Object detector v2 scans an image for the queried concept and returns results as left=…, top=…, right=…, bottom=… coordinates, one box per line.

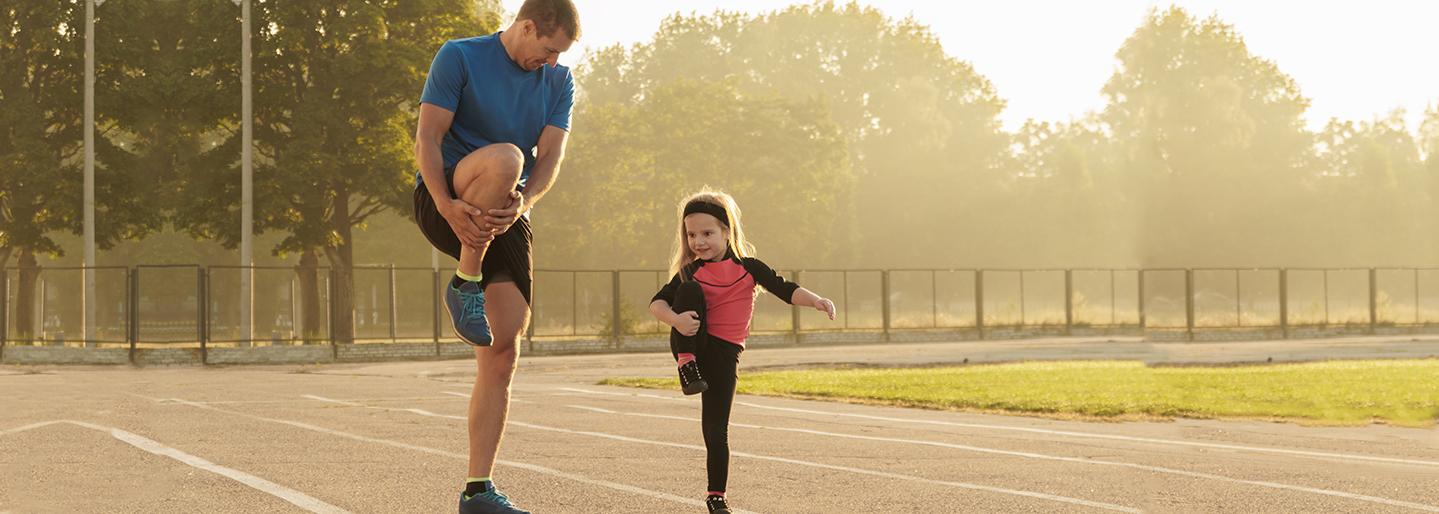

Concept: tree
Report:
left=228, top=1, right=492, bottom=343
left=1102, top=7, right=1313, bottom=266
left=1010, top=118, right=1134, bottom=266
left=1318, top=113, right=1427, bottom=263
left=93, top=1, right=237, bottom=252
left=570, top=1, right=1008, bottom=268
left=1, top=2, right=84, bottom=340
left=544, top=79, right=853, bottom=269
left=1424, top=105, right=1439, bottom=202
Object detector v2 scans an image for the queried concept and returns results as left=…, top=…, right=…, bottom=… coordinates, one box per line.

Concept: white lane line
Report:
left=0, top=420, right=65, bottom=436
left=4, top=419, right=350, bottom=514
left=438, top=390, right=530, bottom=403
left=159, top=396, right=464, bottom=405
left=303, top=395, right=364, bottom=407
left=559, top=387, right=1439, bottom=469
left=104, top=424, right=352, bottom=514
left=309, top=396, right=1138, bottom=512
left=162, top=398, right=718, bottom=513
left=564, top=405, right=1439, bottom=513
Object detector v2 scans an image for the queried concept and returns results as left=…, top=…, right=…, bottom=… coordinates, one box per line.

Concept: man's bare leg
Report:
left=466, top=281, right=528, bottom=478
left=452, top=143, right=524, bottom=274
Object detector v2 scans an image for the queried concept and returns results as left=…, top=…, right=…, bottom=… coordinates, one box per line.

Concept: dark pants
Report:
left=669, top=280, right=742, bottom=493
left=412, top=180, right=533, bottom=305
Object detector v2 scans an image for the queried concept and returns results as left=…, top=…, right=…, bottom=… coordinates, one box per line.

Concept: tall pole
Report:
left=83, top=0, right=99, bottom=347
left=240, top=0, right=254, bottom=344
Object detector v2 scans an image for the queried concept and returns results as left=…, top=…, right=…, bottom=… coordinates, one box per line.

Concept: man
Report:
left=412, top=1, right=579, bottom=512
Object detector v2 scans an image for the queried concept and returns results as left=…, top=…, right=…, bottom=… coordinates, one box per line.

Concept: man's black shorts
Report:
left=413, top=172, right=532, bottom=305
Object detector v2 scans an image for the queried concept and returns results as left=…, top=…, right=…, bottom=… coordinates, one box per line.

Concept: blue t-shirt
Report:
left=417, top=32, right=575, bottom=189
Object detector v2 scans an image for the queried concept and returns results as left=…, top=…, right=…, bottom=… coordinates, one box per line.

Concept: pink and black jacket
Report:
left=651, top=250, right=800, bottom=348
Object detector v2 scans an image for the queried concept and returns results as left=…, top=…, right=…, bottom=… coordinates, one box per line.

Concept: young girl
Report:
left=648, top=190, right=837, bottom=514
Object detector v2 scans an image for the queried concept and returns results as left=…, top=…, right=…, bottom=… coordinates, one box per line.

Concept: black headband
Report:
left=683, top=200, right=729, bottom=226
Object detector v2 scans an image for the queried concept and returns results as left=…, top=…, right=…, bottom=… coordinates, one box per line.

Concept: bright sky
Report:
left=503, top=0, right=1439, bottom=133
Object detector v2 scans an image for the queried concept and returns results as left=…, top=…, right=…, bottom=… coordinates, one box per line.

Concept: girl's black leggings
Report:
left=670, top=280, right=743, bottom=493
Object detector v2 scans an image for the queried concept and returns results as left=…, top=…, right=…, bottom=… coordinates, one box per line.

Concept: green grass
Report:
left=601, top=360, right=1439, bottom=427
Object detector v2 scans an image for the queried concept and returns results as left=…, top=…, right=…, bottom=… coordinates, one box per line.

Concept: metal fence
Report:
left=4, top=266, right=1439, bottom=351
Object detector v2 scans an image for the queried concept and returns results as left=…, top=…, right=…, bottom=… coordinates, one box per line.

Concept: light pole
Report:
left=83, top=0, right=105, bottom=347
left=232, top=0, right=253, bottom=346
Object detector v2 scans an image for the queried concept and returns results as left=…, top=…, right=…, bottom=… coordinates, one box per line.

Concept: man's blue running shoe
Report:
left=445, top=280, right=493, bottom=346
left=459, top=489, right=529, bottom=514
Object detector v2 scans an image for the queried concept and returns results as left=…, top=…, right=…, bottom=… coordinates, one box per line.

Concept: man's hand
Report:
left=484, top=191, right=526, bottom=235
left=441, top=198, right=494, bottom=249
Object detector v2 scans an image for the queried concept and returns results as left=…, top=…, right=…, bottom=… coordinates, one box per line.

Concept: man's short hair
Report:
left=517, top=0, right=581, bottom=41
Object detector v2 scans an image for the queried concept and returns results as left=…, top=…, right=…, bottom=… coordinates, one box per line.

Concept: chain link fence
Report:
left=6, top=266, right=1439, bottom=353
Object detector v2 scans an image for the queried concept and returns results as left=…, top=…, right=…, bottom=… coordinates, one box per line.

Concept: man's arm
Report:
left=416, top=102, right=489, bottom=248
left=415, top=103, right=455, bottom=205
left=520, top=125, right=569, bottom=214
left=484, top=125, right=568, bottom=226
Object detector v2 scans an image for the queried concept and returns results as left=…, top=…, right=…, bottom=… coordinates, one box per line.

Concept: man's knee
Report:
left=453, top=143, right=523, bottom=197
left=475, top=344, right=519, bottom=379
left=469, top=143, right=523, bottom=179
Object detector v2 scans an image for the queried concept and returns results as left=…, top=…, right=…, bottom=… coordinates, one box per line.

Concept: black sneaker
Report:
left=679, top=360, right=708, bottom=395
left=705, top=495, right=731, bottom=514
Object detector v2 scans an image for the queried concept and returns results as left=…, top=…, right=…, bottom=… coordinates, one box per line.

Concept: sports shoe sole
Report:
left=682, top=379, right=709, bottom=395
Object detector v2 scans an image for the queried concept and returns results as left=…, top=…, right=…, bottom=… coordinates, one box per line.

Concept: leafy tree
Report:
left=545, top=79, right=853, bottom=269
left=566, top=1, right=1007, bottom=268
left=1103, top=6, right=1313, bottom=266
left=1, top=2, right=84, bottom=339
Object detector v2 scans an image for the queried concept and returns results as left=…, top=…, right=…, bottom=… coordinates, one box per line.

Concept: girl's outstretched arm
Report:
left=790, top=288, right=837, bottom=320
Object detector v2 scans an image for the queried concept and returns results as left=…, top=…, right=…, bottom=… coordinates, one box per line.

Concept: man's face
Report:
left=518, top=20, right=574, bottom=71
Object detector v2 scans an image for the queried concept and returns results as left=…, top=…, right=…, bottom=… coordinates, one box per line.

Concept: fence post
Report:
left=1109, top=270, right=1117, bottom=327
left=931, top=270, right=938, bottom=329
left=1064, top=269, right=1074, bottom=335
left=526, top=309, right=535, bottom=353
left=1234, top=270, right=1242, bottom=328
left=1279, top=269, right=1288, bottom=339
left=1415, top=269, right=1422, bottom=327
left=1369, top=268, right=1378, bottom=335
left=129, top=267, right=138, bottom=364
left=198, top=267, right=207, bottom=364
left=1, top=269, right=8, bottom=360
left=208, top=269, right=216, bottom=346
left=37, top=276, right=46, bottom=344
left=975, top=270, right=985, bottom=339
left=525, top=269, right=537, bottom=353
left=791, top=270, right=802, bottom=345
left=328, top=268, right=338, bottom=359
left=1018, top=271, right=1026, bottom=327
left=1323, top=270, right=1330, bottom=327
left=433, top=269, right=441, bottom=355
left=611, top=271, right=622, bottom=348
left=1137, top=270, right=1146, bottom=332
left=881, top=270, right=891, bottom=342
left=1185, top=269, right=1195, bottom=342
left=388, top=265, right=397, bottom=343
left=291, top=276, right=299, bottom=344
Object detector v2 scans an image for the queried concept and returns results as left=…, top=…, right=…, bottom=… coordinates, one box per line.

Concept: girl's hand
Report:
left=674, top=311, right=701, bottom=336
left=814, top=298, right=836, bottom=320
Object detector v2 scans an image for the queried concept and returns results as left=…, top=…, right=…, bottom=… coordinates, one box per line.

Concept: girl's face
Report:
left=684, top=213, right=728, bottom=261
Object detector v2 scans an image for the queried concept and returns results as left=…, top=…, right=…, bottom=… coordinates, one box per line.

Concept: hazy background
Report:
left=4, top=1, right=1439, bottom=341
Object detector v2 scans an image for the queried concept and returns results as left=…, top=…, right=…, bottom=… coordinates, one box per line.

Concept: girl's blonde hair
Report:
left=668, top=188, right=755, bottom=279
